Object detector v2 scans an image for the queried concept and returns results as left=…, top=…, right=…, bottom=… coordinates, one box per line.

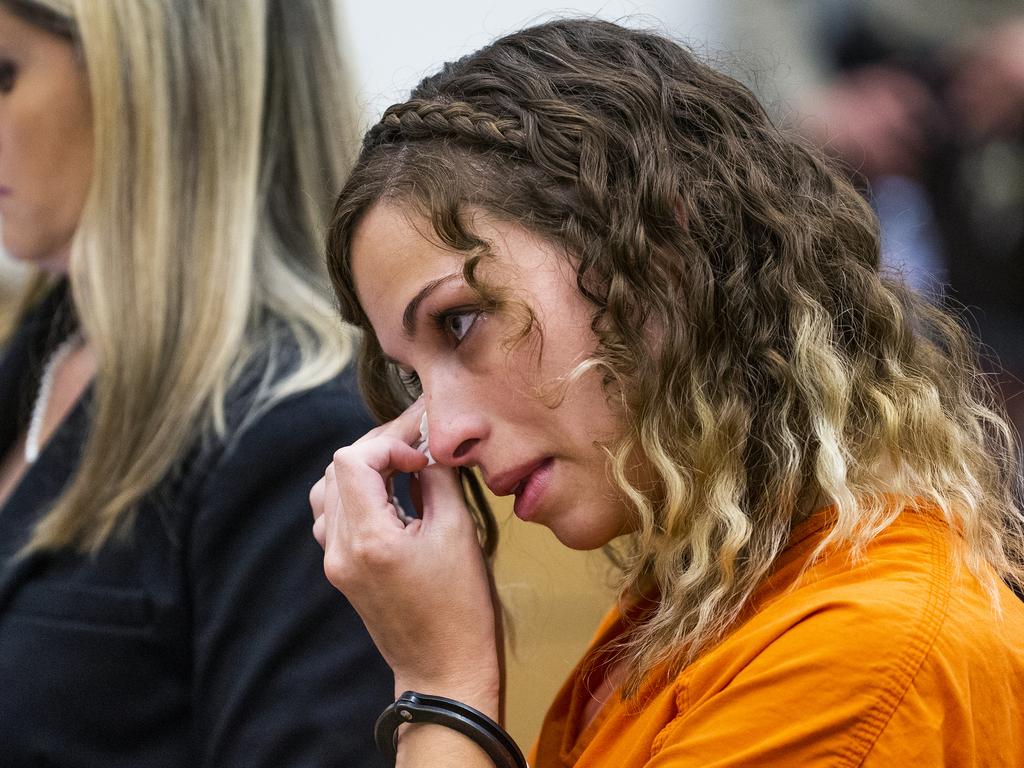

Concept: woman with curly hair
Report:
left=312, top=18, right=1024, bottom=767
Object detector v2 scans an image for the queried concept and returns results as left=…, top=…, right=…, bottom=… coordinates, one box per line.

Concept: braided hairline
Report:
left=363, top=98, right=528, bottom=152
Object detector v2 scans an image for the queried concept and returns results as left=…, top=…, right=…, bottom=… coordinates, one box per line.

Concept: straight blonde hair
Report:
left=7, top=0, right=359, bottom=552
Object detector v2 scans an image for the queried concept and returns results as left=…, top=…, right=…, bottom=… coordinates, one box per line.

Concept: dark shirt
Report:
left=0, top=287, right=391, bottom=767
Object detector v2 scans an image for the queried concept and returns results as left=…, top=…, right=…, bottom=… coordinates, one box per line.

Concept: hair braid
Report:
left=329, top=18, right=1024, bottom=698
left=364, top=98, right=527, bottom=152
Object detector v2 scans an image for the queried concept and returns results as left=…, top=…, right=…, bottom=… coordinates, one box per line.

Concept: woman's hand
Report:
left=310, top=399, right=501, bottom=718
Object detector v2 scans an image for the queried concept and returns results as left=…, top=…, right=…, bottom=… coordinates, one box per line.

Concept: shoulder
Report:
left=147, top=314, right=377, bottom=539
left=218, top=323, right=370, bottom=458
left=194, top=316, right=372, bottom=486
left=656, top=511, right=1024, bottom=765
left=198, top=363, right=374, bottom=504
left=695, top=511, right=956, bottom=667
left=223, top=365, right=371, bottom=462
left=766, top=509, right=956, bottom=640
left=734, top=510, right=1023, bottom=694
left=180, top=363, right=369, bottom=589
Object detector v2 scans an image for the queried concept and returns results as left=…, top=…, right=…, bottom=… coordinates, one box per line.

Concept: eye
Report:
left=397, top=367, right=421, bottom=398
left=0, top=60, right=18, bottom=94
left=440, top=310, right=479, bottom=345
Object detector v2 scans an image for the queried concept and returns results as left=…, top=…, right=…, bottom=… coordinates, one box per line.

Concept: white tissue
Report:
left=415, top=411, right=436, bottom=466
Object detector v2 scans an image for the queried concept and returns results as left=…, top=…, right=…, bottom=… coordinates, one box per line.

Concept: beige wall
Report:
left=491, top=494, right=617, bottom=748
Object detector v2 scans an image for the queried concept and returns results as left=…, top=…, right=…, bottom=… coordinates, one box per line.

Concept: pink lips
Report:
left=485, top=457, right=556, bottom=521
left=511, top=458, right=554, bottom=521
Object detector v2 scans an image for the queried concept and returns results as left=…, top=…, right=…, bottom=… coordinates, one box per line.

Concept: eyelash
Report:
left=398, top=368, right=422, bottom=398
left=0, top=60, right=18, bottom=94
left=429, top=307, right=480, bottom=346
left=395, top=308, right=481, bottom=397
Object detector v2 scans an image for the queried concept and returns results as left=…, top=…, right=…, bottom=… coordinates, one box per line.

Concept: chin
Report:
left=3, top=241, right=71, bottom=274
left=544, top=516, right=625, bottom=552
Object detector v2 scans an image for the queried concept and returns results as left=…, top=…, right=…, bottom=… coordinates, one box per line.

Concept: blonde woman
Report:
left=312, top=19, right=1024, bottom=767
left=0, top=1, right=392, bottom=765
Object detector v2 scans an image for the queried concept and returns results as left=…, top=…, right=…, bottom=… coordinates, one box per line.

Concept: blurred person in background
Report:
left=0, top=1, right=392, bottom=765
left=313, top=19, right=1024, bottom=767
left=796, top=4, right=1024, bottom=444
left=944, top=17, right=1024, bottom=440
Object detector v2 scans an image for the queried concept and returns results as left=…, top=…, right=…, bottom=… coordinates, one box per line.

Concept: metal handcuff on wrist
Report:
left=375, top=691, right=528, bottom=768
left=377, top=418, right=526, bottom=766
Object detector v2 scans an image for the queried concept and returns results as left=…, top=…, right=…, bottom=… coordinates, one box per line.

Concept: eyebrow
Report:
left=402, top=273, right=462, bottom=338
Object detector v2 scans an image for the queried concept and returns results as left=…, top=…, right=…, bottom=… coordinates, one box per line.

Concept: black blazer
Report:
left=0, top=289, right=391, bottom=767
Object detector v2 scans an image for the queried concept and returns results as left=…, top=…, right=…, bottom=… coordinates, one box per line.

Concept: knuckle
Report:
left=323, top=532, right=397, bottom=589
left=348, top=533, right=396, bottom=571
left=332, top=446, right=361, bottom=471
left=322, top=549, right=352, bottom=588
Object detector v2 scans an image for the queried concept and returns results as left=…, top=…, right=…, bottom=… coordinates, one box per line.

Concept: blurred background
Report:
left=3, top=0, right=1022, bottom=748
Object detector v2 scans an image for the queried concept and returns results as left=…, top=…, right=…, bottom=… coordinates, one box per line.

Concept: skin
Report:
left=0, top=8, right=95, bottom=507
left=310, top=203, right=633, bottom=764
left=0, top=7, right=92, bottom=271
left=353, top=204, right=629, bottom=549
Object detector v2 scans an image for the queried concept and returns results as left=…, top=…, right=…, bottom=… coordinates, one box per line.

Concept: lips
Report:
left=485, top=457, right=555, bottom=522
left=512, top=459, right=554, bottom=521
left=486, top=458, right=549, bottom=498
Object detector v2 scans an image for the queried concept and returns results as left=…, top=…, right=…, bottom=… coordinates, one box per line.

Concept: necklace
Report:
left=25, top=332, right=82, bottom=465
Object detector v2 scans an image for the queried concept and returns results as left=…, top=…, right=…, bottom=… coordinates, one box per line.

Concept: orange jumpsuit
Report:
left=532, top=504, right=1024, bottom=767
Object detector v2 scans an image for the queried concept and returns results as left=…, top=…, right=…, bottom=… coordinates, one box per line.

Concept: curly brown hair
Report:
left=327, top=18, right=1024, bottom=695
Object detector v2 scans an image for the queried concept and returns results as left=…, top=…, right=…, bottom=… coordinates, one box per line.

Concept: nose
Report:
left=424, top=387, right=489, bottom=468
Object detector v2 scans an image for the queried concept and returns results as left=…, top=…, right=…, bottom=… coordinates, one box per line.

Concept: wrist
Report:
left=393, top=668, right=501, bottom=722
left=396, top=723, right=495, bottom=767
left=378, top=691, right=526, bottom=768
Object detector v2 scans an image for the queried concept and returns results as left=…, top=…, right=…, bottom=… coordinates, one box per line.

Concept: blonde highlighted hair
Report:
left=7, top=0, right=359, bottom=553
left=326, top=19, right=1024, bottom=695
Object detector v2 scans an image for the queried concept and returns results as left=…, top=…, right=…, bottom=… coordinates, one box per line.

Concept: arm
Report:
left=396, top=724, right=502, bottom=768
left=311, top=399, right=510, bottom=768
left=188, top=380, right=393, bottom=768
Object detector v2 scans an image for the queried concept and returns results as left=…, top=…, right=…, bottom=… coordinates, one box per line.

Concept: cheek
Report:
left=46, top=120, right=93, bottom=221
left=29, top=70, right=93, bottom=207
left=15, top=140, right=89, bottom=258
left=0, top=131, right=82, bottom=267
left=0, top=213, right=74, bottom=270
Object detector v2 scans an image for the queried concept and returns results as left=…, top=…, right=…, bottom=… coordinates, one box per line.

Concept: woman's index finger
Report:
left=355, top=397, right=426, bottom=448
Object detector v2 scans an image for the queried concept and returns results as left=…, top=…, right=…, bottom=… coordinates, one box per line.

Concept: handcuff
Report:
left=374, top=691, right=528, bottom=768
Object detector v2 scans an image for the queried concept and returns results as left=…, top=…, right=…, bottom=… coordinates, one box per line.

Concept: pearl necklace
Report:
left=25, top=333, right=82, bottom=465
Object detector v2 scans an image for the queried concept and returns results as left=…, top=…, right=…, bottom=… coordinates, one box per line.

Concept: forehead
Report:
left=0, top=6, right=63, bottom=53
left=0, top=6, right=29, bottom=43
left=350, top=203, right=465, bottom=335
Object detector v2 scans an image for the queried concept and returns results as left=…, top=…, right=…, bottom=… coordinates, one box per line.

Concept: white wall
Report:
left=337, top=0, right=726, bottom=124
